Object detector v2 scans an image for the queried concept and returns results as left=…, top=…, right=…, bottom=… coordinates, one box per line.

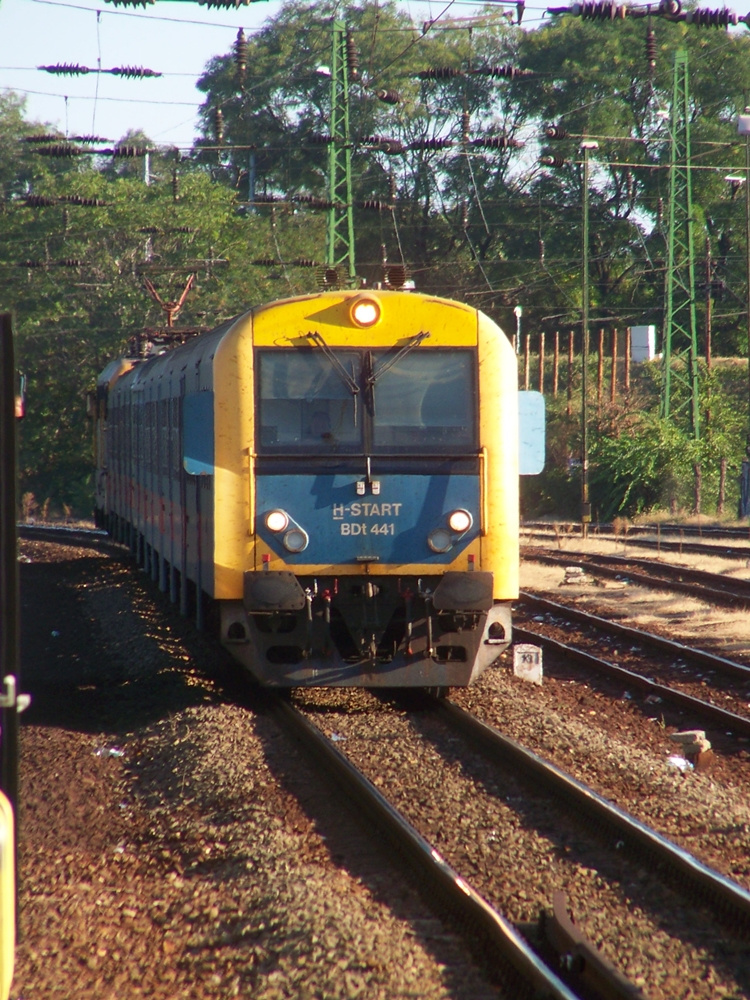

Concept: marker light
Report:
left=265, top=509, right=289, bottom=533
left=283, top=528, right=309, bottom=553
left=350, top=296, right=381, bottom=328
left=428, top=528, right=453, bottom=553
left=447, top=509, right=472, bottom=533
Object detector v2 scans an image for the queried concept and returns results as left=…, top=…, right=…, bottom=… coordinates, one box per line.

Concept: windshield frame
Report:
left=255, top=345, right=478, bottom=457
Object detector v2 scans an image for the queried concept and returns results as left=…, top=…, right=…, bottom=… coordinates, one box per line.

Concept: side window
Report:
left=182, top=392, right=214, bottom=475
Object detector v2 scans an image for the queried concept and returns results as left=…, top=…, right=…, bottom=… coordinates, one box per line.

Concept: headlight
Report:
left=265, top=509, right=289, bottom=533
left=428, top=528, right=453, bottom=553
left=447, top=509, right=472, bottom=533
left=283, top=528, right=309, bottom=553
left=349, top=295, right=381, bottom=328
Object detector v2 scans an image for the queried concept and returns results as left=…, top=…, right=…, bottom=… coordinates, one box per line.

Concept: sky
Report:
left=0, top=0, right=547, bottom=149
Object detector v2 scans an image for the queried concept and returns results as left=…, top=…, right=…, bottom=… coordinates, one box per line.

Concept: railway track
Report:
left=524, top=530, right=750, bottom=562
left=524, top=521, right=750, bottom=544
left=521, top=545, right=750, bottom=608
left=516, top=593, right=750, bottom=744
left=283, top=688, right=750, bottom=1000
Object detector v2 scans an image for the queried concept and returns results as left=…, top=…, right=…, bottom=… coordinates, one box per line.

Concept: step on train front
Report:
left=92, top=289, right=543, bottom=689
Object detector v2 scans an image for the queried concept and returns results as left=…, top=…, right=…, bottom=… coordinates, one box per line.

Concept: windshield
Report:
left=371, top=350, right=475, bottom=453
left=256, top=347, right=476, bottom=455
left=257, top=349, right=360, bottom=452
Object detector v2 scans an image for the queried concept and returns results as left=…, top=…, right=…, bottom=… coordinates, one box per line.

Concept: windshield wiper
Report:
left=306, top=331, right=360, bottom=397
left=367, top=330, right=430, bottom=387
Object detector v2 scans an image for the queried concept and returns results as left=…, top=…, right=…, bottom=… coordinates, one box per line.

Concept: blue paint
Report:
left=256, top=474, right=480, bottom=564
left=183, top=392, right=214, bottom=476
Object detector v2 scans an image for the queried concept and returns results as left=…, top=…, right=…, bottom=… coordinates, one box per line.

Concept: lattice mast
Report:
left=662, top=48, right=700, bottom=439
left=327, top=20, right=357, bottom=284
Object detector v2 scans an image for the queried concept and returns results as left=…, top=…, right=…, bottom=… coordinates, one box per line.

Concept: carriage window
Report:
left=257, top=349, right=361, bottom=452
left=371, top=350, right=476, bottom=452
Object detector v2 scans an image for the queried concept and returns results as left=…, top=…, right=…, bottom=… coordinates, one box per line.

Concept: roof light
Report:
left=350, top=296, right=381, bottom=328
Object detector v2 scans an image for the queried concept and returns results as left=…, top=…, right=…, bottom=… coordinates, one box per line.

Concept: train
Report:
left=91, top=288, right=543, bottom=689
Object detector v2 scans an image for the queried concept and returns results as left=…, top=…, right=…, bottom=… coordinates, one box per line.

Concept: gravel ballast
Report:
left=13, top=535, right=750, bottom=999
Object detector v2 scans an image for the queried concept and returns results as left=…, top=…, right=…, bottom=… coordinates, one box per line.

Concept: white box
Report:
left=629, top=325, right=657, bottom=362
left=513, top=644, right=543, bottom=685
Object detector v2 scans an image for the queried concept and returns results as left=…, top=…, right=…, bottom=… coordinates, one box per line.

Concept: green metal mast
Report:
left=662, top=48, right=700, bottom=439
left=327, top=20, right=357, bottom=285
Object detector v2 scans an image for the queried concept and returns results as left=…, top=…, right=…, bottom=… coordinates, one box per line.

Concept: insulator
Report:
left=384, top=264, right=408, bottom=288
left=656, top=197, right=664, bottom=226
left=540, top=154, right=566, bottom=167
left=375, top=89, right=401, bottom=105
left=252, top=257, right=278, bottom=266
left=358, top=199, right=393, bottom=211
left=21, top=134, right=64, bottom=144
left=685, top=7, right=738, bottom=27
left=550, top=2, right=628, bottom=17
left=56, top=258, right=83, bottom=267
left=171, top=226, right=196, bottom=233
left=461, top=111, right=471, bottom=143
left=38, top=63, right=90, bottom=75
left=172, top=169, right=179, bottom=202
left=18, top=260, right=45, bottom=268
left=389, top=174, right=397, bottom=203
left=235, top=28, right=248, bottom=84
left=471, top=64, right=533, bottom=79
left=470, top=135, right=523, bottom=150
left=460, top=202, right=469, bottom=229
left=407, top=138, right=453, bottom=151
left=214, top=108, right=225, bottom=144
left=108, top=66, right=162, bottom=79
left=101, top=0, right=155, bottom=6
left=197, top=0, right=257, bottom=7
left=58, top=195, right=108, bottom=206
left=290, top=258, right=317, bottom=268
left=346, top=32, right=359, bottom=82
left=363, top=136, right=405, bottom=154
left=71, top=135, right=111, bottom=144
left=517, top=1, right=526, bottom=23
left=23, top=195, right=58, bottom=207
left=35, top=144, right=83, bottom=157
left=645, top=28, right=657, bottom=76
left=539, top=239, right=545, bottom=262
left=138, top=226, right=161, bottom=234
left=308, top=133, right=332, bottom=144
left=417, top=67, right=463, bottom=80
left=255, top=194, right=279, bottom=203
left=293, top=195, right=333, bottom=208
left=545, top=125, right=568, bottom=140
left=112, top=146, right=148, bottom=157
left=318, top=266, right=341, bottom=287
left=62, top=207, right=69, bottom=230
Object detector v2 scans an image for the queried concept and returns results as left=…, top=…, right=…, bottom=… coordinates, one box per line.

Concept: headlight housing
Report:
left=427, top=509, right=473, bottom=554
